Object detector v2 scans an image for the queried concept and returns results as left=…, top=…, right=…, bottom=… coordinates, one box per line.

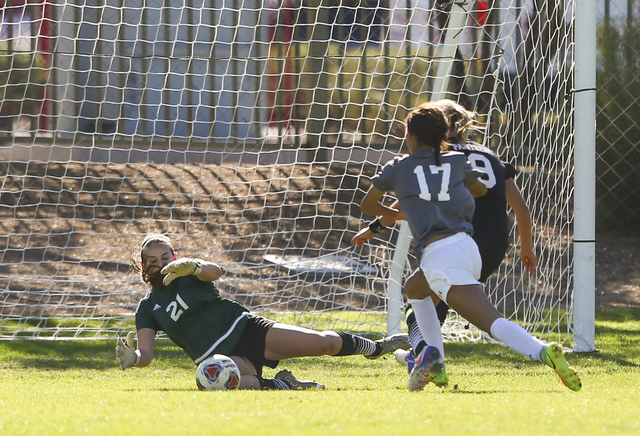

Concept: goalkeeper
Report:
left=115, top=233, right=409, bottom=390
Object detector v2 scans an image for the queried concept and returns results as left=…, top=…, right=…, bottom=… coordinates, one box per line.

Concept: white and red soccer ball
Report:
left=196, top=354, right=241, bottom=391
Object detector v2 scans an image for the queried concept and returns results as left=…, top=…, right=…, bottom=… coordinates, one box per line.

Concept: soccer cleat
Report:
left=275, top=369, right=326, bottom=390
left=394, top=348, right=415, bottom=373
left=408, top=346, right=441, bottom=392
left=427, top=361, right=449, bottom=388
left=540, top=343, right=582, bottom=392
left=366, top=333, right=411, bottom=359
left=396, top=348, right=448, bottom=387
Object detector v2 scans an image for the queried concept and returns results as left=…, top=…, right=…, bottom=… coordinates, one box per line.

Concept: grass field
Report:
left=1, top=309, right=639, bottom=435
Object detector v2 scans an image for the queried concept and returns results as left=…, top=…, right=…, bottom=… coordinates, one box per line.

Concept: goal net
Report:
left=0, top=0, right=579, bottom=345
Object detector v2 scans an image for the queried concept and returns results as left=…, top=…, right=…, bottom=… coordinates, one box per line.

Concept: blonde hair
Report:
left=433, top=99, right=485, bottom=143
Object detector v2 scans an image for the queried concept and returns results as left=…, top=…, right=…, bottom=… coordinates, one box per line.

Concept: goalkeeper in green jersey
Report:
left=115, top=233, right=409, bottom=390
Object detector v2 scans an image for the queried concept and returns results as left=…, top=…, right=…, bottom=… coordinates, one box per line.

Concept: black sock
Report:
left=406, top=305, right=426, bottom=356
left=436, top=300, right=450, bottom=326
left=334, top=331, right=377, bottom=356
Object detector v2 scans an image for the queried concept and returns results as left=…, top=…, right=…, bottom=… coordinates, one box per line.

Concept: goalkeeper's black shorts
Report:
left=229, top=315, right=279, bottom=378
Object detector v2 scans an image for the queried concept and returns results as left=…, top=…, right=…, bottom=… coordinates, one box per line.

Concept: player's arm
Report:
left=135, top=328, right=156, bottom=367
left=352, top=199, right=404, bottom=246
left=115, top=328, right=156, bottom=369
left=505, top=178, right=536, bottom=275
left=467, top=180, right=487, bottom=198
left=464, top=160, right=488, bottom=198
left=161, top=259, right=226, bottom=285
left=360, top=186, right=403, bottom=220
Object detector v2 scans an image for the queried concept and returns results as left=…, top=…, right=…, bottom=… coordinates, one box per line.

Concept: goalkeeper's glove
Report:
left=115, top=331, right=139, bottom=370
left=161, top=258, right=203, bottom=286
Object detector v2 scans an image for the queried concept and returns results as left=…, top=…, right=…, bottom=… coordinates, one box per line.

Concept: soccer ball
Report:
left=196, top=354, right=241, bottom=391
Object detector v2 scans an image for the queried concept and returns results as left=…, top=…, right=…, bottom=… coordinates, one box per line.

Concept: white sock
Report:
left=408, top=297, right=445, bottom=362
left=490, top=317, right=546, bottom=361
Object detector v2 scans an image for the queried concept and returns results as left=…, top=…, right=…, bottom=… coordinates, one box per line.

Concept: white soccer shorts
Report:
left=419, top=232, right=482, bottom=302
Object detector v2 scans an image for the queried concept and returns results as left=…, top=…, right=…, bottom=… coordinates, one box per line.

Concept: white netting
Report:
left=0, top=0, right=578, bottom=343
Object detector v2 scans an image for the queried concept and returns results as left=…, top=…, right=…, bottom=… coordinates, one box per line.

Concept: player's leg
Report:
left=445, top=285, right=582, bottom=391
left=406, top=233, right=485, bottom=391
left=229, top=318, right=323, bottom=390
left=405, top=268, right=444, bottom=359
left=404, top=268, right=449, bottom=391
left=229, top=356, right=261, bottom=389
left=264, top=323, right=342, bottom=359
left=264, top=322, right=408, bottom=361
left=398, top=303, right=449, bottom=387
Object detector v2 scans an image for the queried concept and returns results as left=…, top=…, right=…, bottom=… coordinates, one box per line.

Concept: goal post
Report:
left=572, top=0, right=596, bottom=352
left=0, top=0, right=594, bottom=347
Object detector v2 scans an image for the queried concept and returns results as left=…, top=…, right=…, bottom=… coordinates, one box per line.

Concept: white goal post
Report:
left=0, top=0, right=595, bottom=350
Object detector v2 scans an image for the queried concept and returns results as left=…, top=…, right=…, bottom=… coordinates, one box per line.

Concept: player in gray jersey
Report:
left=114, top=234, right=409, bottom=390
left=354, top=100, right=539, bottom=386
left=377, top=100, right=538, bottom=383
left=356, top=102, right=581, bottom=392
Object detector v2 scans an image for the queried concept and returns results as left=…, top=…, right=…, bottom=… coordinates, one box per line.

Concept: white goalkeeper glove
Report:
left=161, top=258, right=203, bottom=286
left=115, top=332, right=139, bottom=370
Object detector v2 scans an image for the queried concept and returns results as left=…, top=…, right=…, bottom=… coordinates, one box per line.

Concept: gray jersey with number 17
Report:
left=371, top=149, right=483, bottom=257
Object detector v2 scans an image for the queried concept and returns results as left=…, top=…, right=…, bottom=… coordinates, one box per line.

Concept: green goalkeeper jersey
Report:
left=135, top=275, right=252, bottom=364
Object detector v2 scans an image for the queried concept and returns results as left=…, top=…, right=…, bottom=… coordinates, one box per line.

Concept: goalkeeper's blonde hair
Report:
left=434, top=99, right=485, bottom=143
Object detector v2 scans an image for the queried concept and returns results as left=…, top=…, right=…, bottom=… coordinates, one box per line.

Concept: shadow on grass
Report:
left=0, top=339, right=191, bottom=371
left=1, top=308, right=638, bottom=372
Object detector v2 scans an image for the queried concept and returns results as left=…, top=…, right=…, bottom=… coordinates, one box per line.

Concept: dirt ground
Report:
left=594, top=233, right=640, bottom=308
left=0, top=161, right=638, bottom=314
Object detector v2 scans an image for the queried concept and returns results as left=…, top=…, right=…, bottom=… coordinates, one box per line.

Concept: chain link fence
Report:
left=596, top=0, right=640, bottom=234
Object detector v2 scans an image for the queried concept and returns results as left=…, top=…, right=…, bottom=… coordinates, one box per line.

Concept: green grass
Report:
left=2, top=309, right=640, bottom=435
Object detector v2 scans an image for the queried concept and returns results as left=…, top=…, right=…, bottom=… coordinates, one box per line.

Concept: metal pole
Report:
left=573, top=0, right=596, bottom=352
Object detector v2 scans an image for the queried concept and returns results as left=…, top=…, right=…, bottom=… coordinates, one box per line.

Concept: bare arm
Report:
left=351, top=200, right=404, bottom=246
left=134, top=328, right=157, bottom=367
left=505, top=178, right=536, bottom=275
left=360, top=186, right=403, bottom=220
left=195, top=261, right=226, bottom=282
left=468, top=180, right=488, bottom=198
left=352, top=189, right=404, bottom=246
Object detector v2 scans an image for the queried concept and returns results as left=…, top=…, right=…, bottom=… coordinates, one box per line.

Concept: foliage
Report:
left=596, top=17, right=640, bottom=233
left=0, top=45, right=50, bottom=132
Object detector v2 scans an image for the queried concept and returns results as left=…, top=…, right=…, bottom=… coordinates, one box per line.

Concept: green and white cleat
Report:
left=540, top=343, right=582, bottom=391
left=427, top=361, right=449, bottom=388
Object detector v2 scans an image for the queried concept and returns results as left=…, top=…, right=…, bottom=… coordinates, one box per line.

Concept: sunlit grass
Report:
left=1, top=308, right=639, bottom=435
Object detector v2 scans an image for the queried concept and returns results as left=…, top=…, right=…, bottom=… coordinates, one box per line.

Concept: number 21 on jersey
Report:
left=414, top=163, right=451, bottom=201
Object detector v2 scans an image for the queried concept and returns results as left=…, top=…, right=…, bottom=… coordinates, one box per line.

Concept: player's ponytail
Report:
left=435, top=99, right=484, bottom=143
left=405, top=103, right=448, bottom=165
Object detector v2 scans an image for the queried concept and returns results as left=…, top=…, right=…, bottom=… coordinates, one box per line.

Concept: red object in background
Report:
left=266, top=0, right=297, bottom=127
left=1, top=0, right=53, bottom=131
left=477, top=0, right=489, bottom=26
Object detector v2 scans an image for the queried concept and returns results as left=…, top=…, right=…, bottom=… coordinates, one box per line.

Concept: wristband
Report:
left=368, top=217, right=386, bottom=235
